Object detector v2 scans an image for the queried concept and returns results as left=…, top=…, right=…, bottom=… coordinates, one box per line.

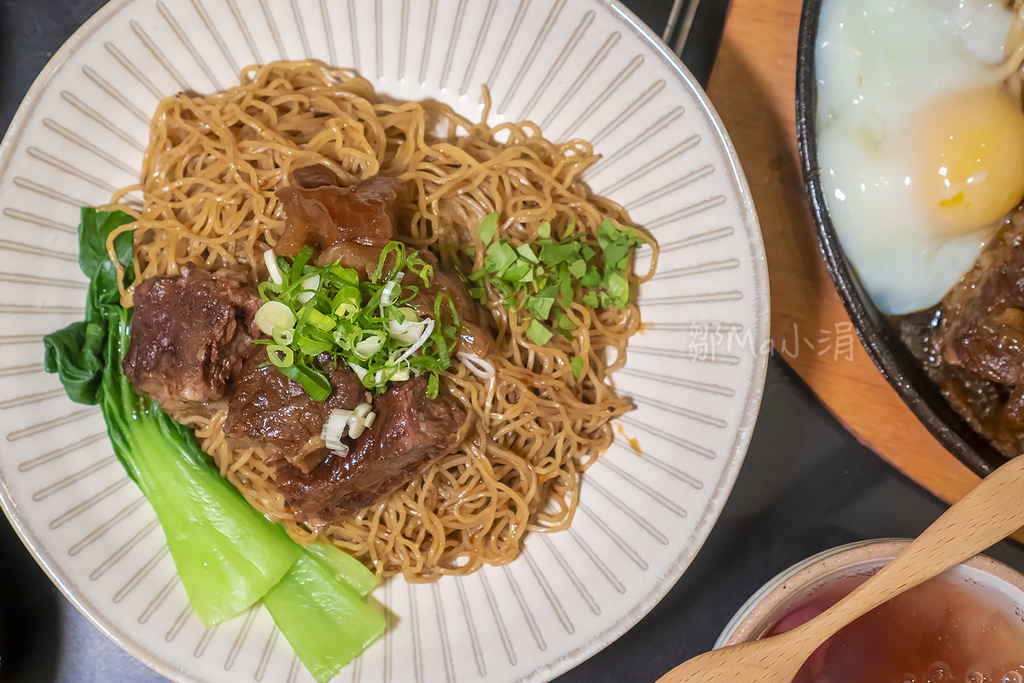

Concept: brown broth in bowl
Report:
left=763, top=570, right=1024, bottom=682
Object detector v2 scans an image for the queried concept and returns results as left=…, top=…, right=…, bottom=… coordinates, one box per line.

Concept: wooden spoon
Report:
left=657, top=453, right=1024, bottom=683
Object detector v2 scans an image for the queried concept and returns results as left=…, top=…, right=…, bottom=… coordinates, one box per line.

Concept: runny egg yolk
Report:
left=912, top=87, right=1024, bottom=235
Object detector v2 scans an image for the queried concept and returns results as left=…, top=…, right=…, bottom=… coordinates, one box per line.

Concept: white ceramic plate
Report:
left=0, top=1, right=768, bottom=681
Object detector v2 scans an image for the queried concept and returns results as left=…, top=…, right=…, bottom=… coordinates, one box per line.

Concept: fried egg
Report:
left=816, top=0, right=1024, bottom=314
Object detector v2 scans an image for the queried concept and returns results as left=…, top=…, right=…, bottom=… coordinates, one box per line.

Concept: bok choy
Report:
left=44, top=208, right=299, bottom=624
left=43, top=208, right=384, bottom=682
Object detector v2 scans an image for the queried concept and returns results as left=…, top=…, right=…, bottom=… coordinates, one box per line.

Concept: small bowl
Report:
left=795, top=0, right=1006, bottom=476
left=715, top=539, right=1024, bottom=678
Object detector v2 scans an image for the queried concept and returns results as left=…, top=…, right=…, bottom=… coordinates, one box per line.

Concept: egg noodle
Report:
left=103, top=61, right=656, bottom=580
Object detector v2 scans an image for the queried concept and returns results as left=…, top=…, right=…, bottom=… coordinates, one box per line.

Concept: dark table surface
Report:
left=3, top=1, right=1024, bottom=682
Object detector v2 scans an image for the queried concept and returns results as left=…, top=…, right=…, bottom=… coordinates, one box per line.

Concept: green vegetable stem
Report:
left=43, top=208, right=383, bottom=682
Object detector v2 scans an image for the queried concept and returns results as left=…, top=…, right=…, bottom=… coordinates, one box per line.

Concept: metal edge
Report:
left=793, top=0, right=1004, bottom=477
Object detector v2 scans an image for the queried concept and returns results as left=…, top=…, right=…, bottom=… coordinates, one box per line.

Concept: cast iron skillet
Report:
left=795, top=0, right=1006, bottom=477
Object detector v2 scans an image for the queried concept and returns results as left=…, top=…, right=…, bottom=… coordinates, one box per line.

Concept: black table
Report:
left=3, top=2, right=1023, bottom=682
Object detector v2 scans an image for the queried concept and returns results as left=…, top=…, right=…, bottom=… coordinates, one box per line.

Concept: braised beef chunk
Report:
left=274, top=174, right=405, bottom=255
left=893, top=221, right=1024, bottom=459
left=226, top=351, right=369, bottom=474
left=314, top=241, right=387, bottom=277
left=944, top=244, right=1024, bottom=386
left=925, top=238, right=1024, bottom=457
left=413, top=268, right=494, bottom=357
left=275, top=376, right=469, bottom=522
left=290, top=163, right=343, bottom=190
left=124, top=266, right=261, bottom=408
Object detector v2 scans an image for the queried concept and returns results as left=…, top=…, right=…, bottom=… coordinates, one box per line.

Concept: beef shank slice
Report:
left=226, top=351, right=368, bottom=474
left=275, top=375, right=469, bottom=523
left=123, top=266, right=261, bottom=408
left=274, top=173, right=405, bottom=255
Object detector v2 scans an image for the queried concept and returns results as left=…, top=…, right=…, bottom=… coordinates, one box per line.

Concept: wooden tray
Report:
left=704, top=0, right=979, bottom=503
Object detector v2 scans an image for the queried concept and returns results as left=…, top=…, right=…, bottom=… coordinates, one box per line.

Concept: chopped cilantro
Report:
left=477, top=212, right=499, bottom=244
left=527, top=295, right=554, bottom=320
left=606, top=271, right=630, bottom=308
left=469, top=211, right=645, bottom=347
left=483, top=241, right=518, bottom=276
left=580, top=266, right=602, bottom=288
left=516, top=244, right=539, bottom=263
left=539, top=242, right=578, bottom=265
left=526, top=319, right=553, bottom=346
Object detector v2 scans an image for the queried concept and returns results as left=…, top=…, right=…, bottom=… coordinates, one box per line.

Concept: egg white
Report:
left=816, top=0, right=1015, bottom=315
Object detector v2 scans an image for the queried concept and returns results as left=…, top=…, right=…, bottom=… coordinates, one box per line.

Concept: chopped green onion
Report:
left=303, top=307, right=336, bottom=332
left=278, top=360, right=332, bottom=402
left=354, top=335, right=384, bottom=359
left=297, top=274, right=321, bottom=304
left=256, top=241, right=459, bottom=400
left=322, top=403, right=376, bottom=445
left=297, top=336, right=332, bottom=357
left=570, top=356, right=584, bottom=378
left=388, top=316, right=426, bottom=344
left=267, top=344, right=294, bottom=368
left=377, top=365, right=410, bottom=383
left=291, top=245, right=314, bottom=274
left=334, top=300, right=359, bottom=317
left=255, top=300, right=297, bottom=336
left=395, top=318, right=435, bottom=364
left=371, top=242, right=404, bottom=282
left=264, top=248, right=284, bottom=285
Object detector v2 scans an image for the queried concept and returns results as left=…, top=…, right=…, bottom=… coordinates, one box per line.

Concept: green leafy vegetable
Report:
left=476, top=211, right=499, bottom=244
left=42, top=320, right=105, bottom=404
left=469, top=212, right=645, bottom=344
left=263, top=552, right=386, bottom=683
left=44, top=208, right=301, bottom=625
left=77, top=207, right=134, bottom=285
left=304, top=541, right=380, bottom=597
left=44, top=208, right=386, bottom=677
left=99, top=334, right=301, bottom=626
left=526, top=319, right=553, bottom=346
left=257, top=242, right=458, bottom=400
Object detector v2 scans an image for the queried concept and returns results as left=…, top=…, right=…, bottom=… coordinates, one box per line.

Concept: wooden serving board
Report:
left=704, top=0, right=980, bottom=503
